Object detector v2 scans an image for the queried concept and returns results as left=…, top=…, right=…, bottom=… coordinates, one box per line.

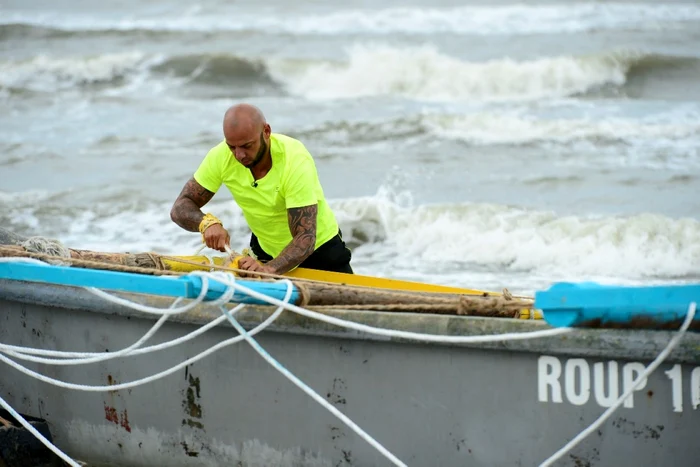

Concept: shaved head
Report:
left=223, top=103, right=266, bottom=133
left=222, top=103, right=272, bottom=169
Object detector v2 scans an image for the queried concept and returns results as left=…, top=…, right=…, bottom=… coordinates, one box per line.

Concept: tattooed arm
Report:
left=170, top=177, right=216, bottom=232
left=265, top=204, right=317, bottom=274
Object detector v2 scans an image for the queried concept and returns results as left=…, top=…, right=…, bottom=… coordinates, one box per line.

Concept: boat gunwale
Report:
left=2, top=279, right=700, bottom=364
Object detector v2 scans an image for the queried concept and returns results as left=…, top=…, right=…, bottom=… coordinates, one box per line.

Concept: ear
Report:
left=263, top=123, right=272, bottom=138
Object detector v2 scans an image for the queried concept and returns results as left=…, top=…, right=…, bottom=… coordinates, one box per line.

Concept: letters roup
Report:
left=537, top=355, right=700, bottom=413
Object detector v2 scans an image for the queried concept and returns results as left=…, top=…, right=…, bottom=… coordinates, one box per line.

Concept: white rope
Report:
left=0, top=257, right=51, bottom=266
left=2, top=257, right=569, bottom=343
left=0, top=309, right=240, bottom=365
left=2, top=259, right=695, bottom=467
left=0, top=313, right=229, bottom=359
left=220, top=303, right=407, bottom=467
left=0, top=269, right=568, bottom=466
left=203, top=277, right=574, bottom=344
left=1, top=272, right=403, bottom=467
left=0, top=275, right=293, bottom=392
left=0, top=272, right=240, bottom=360
left=539, top=301, right=697, bottom=467
left=0, top=272, right=294, bottom=467
left=0, top=257, right=217, bottom=316
left=0, top=265, right=238, bottom=365
left=0, top=295, right=185, bottom=363
left=85, top=282, right=217, bottom=316
left=0, top=394, right=81, bottom=467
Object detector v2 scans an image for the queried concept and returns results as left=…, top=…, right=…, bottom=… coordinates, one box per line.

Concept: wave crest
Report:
left=274, top=46, right=700, bottom=101
left=331, top=191, right=700, bottom=280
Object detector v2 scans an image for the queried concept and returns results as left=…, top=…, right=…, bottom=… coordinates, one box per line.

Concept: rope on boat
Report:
left=0, top=243, right=536, bottom=318
left=0, top=394, right=80, bottom=467
left=0, top=245, right=180, bottom=275
left=161, top=253, right=533, bottom=309
left=0, top=256, right=561, bottom=466
left=20, top=237, right=72, bottom=266
left=2, top=258, right=695, bottom=465
left=540, top=301, right=697, bottom=467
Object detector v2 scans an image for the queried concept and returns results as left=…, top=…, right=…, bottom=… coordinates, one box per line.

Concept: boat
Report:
left=0, top=227, right=698, bottom=467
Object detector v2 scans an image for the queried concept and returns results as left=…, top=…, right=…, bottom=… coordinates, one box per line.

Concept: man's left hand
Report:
left=237, top=256, right=277, bottom=277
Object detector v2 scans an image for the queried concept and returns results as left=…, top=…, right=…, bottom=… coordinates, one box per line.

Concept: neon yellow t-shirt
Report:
left=193, top=133, right=339, bottom=258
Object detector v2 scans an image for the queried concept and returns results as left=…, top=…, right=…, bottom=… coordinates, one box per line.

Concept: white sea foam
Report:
left=421, top=110, right=700, bottom=158
left=273, top=45, right=639, bottom=101
left=332, top=189, right=700, bottom=281
left=3, top=190, right=697, bottom=284
left=0, top=52, right=155, bottom=92
left=3, top=46, right=695, bottom=105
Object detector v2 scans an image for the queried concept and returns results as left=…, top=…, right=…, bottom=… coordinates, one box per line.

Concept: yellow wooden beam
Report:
left=160, top=255, right=540, bottom=318
left=162, top=255, right=495, bottom=295
left=284, top=267, right=497, bottom=296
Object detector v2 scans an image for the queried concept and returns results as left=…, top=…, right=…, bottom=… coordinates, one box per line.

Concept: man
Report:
left=170, top=103, right=353, bottom=275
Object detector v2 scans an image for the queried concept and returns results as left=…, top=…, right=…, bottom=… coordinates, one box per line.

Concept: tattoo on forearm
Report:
left=170, top=178, right=215, bottom=232
left=171, top=199, right=205, bottom=232
left=267, top=204, right=317, bottom=274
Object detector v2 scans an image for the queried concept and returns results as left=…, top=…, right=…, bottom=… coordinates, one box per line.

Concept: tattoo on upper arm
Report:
left=266, top=204, right=318, bottom=274
left=288, top=204, right=317, bottom=241
left=178, top=178, right=215, bottom=208
left=170, top=178, right=215, bottom=232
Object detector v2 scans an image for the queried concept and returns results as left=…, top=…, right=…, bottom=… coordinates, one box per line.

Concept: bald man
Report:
left=170, top=103, right=353, bottom=275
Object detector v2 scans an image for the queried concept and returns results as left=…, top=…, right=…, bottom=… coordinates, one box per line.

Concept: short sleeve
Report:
left=284, top=155, right=319, bottom=209
left=193, top=147, right=223, bottom=194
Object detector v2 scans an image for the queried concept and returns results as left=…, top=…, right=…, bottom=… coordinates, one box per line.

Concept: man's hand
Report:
left=238, top=256, right=276, bottom=278
left=203, top=224, right=230, bottom=252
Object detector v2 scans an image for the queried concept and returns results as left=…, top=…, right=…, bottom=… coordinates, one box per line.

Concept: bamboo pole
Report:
left=0, top=227, right=537, bottom=318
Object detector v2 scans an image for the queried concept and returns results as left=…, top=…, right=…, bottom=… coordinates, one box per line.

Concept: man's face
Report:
left=226, top=127, right=268, bottom=168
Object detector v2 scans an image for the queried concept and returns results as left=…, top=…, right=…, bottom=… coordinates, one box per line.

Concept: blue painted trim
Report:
left=0, top=262, right=299, bottom=305
left=535, top=282, right=700, bottom=328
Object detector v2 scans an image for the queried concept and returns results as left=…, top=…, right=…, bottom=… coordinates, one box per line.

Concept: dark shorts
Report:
left=250, top=230, right=354, bottom=274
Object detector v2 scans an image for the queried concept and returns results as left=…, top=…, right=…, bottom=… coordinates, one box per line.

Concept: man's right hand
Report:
left=203, top=224, right=231, bottom=252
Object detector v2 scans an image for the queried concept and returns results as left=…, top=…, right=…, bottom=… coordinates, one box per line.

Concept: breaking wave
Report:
left=2, top=188, right=698, bottom=282
left=332, top=191, right=700, bottom=281
left=273, top=46, right=700, bottom=102
left=4, top=47, right=699, bottom=102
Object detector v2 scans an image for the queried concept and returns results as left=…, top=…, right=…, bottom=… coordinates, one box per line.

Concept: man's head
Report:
left=223, top=103, right=271, bottom=168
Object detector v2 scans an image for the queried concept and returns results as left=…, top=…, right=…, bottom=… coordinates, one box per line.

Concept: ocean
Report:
left=1, top=0, right=699, bottom=295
